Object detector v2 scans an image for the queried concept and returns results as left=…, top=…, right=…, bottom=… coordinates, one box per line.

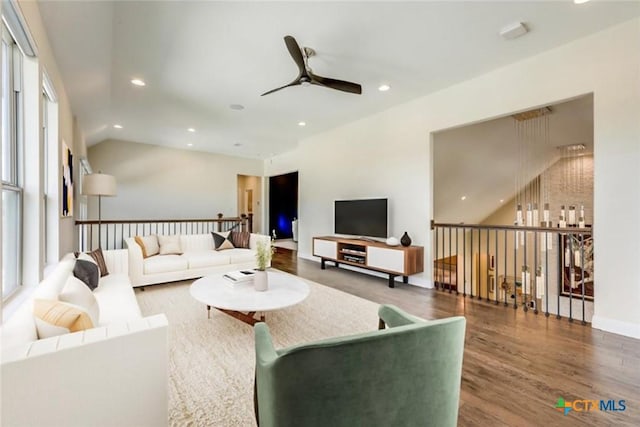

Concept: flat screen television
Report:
left=334, top=198, right=388, bottom=238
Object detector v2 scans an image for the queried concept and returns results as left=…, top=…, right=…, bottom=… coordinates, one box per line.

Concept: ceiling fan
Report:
left=261, top=35, right=362, bottom=96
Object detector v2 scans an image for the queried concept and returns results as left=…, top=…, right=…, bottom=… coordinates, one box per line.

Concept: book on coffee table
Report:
left=223, top=270, right=256, bottom=283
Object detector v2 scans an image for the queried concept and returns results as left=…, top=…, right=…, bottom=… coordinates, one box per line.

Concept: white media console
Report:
left=312, top=236, right=424, bottom=287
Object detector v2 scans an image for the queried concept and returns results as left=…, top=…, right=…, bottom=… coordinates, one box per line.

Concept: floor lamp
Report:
left=82, top=173, right=117, bottom=248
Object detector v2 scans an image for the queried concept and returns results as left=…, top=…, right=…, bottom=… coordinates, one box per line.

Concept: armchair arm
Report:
left=254, top=323, right=278, bottom=366
left=378, top=304, right=425, bottom=328
left=124, top=238, right=144, bottom=286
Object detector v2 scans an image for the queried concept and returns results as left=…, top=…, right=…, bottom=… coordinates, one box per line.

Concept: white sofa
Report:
left=125, top=232, right=271, bottom=287
left=0, top=250, right=168, bottom=427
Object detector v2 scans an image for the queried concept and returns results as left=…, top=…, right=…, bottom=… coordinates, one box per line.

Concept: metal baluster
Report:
left=523, top=229, right=528, bottom=312
left=463, top=228, right=467, bottom=297
left=448, top=227, right=452, bottom=293
left=581, top=233, right=586, bottom=325
left=455, top=227, right=459, bottom=295
left=545, top=230, right=550, bottom=317
left=478, top=229, right=482, bottom=301
left=470, top=228, right=474, bottom=298
left=440, top=227, right=445, bottom=291
left=534, top=230, right=539, bottom=314
left=504, top=230, right=508, bottom=306
left=557, top=233, right=562, bottom=319
left=513, top=231, right=518, bottom=309
left=568, top=233, right=573, bottom=322
left=433, top=227, right=440, bottom=289
left=106, top=224, right=109, bottom=250
left=494, top=229, right=499, bottom=305
left=486, top=228, right=490, bottom=302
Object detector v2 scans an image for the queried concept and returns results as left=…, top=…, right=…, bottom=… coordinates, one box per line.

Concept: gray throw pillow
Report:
left=73, top=259, right=100, bottom=291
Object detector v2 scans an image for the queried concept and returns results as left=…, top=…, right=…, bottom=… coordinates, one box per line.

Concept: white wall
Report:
left=18, top=0, right=76, bottom=258
left=265, top=19, right=640, bottom=338
left=88, top=139, right=264, bottom=220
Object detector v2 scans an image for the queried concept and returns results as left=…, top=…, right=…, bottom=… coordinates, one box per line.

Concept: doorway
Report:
left=237, top=175, right=262, bottom=233
left=268, top=171, right=298, bottom=246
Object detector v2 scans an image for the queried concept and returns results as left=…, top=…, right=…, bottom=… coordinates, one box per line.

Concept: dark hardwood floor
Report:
left=273, top=247, right=640, bottom=427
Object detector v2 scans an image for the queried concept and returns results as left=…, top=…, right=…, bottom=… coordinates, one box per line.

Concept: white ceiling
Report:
left=37, top=1, right=639, bottom=159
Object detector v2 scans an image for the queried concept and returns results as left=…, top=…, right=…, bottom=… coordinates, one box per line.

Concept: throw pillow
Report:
left=230, top=230, right=251, bottom=249
left=87, top=248, right=109, bottom=277
left=211, top=231, right=235, bottom=251
left=59, top=276, right=100, bottom=326
left=73, top=258, right=100, bottom=290
left=33, top=299, right=94, bottom=339
left=157, top=234, right=182, bottom=255
left=135, top=235, right=160, bottom=258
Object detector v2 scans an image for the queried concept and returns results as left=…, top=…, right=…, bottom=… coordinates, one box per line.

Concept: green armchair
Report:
left=254, top=304, right=466, bottom=427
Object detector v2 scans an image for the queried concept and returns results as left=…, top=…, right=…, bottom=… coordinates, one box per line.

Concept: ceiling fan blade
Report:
left=284, top=35, right=306, bottom=75
left=261, top=81, right=301, bottom=96
left=311, top=74, right=362, bottom=95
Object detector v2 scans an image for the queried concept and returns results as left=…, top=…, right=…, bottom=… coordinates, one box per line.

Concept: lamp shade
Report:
left=82, top=173, right=117, bottom=196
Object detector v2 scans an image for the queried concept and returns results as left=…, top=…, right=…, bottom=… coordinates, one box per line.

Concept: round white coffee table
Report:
left=190, top=270, right=310, bottom=325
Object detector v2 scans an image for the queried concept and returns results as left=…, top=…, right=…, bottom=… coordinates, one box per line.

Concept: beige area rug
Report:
left=135, top=272, right=380, bottom=427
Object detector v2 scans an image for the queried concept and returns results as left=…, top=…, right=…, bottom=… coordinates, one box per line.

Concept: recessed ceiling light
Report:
left=130, top=78, right=146, bottom=87
left=187, top=128, right=196, bottom=133
left=113, top=124, right=123, bottom=129
left=229, top=104, right=245, bottom=111
left=378, top=84, right=390, bottom=92
left=461, top=196, right=467, bottom=201
left=500, top=199, right=504, bottom=203
left=298, top=121, right=306, bottom=127
left=187, top=143, right=193, bottom=147
left=574, top=0, right=590, bottom=4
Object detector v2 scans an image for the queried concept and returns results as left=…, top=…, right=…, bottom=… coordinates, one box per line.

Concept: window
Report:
left=2, top=23, right=23, bottom=299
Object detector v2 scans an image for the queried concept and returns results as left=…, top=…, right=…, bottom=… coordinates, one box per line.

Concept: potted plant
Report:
left=254, top=238, right=274, bottom=291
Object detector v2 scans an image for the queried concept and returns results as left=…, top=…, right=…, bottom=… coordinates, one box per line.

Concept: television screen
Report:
left=335, top=199, right=388, bottom=238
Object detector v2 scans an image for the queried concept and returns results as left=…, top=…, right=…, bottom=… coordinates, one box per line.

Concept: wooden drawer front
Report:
left=313, top=239, right=338, bottom=259
left=367, top=247, right=404, bottom=273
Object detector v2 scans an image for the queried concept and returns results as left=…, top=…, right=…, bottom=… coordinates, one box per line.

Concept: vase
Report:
left=254, top=270, right=268, bottom=292
left=400, top=232, right=412, bottom=247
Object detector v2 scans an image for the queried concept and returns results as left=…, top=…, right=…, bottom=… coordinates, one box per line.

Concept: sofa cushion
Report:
left=144, top=254, right=188, bottom=274
left=182, top=251, right=231, bottom=269
left=212, top=232, right=234, bottom=250
left=73, top=258, right=100, bottom=290
left=59, top=276, right=100, bottom=326
left=93, top=273, right=142, bottom=325
left=180, top=234, right=215, bottom=252
left=230, top=231, right=251, bottom=249
left=225, top=248, right=257, bottom=264
left=33, top=299, right=95, bottom=338
left=158, top=235, right=182, bottom=255
left=135, top=235, right=159, bottom=258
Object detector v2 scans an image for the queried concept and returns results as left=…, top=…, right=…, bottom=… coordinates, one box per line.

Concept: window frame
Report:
left=2, top=21, right=24, bottom=300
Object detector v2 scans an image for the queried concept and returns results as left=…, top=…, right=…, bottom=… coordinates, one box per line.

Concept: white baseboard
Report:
left=298, top=252, right=434, bottom=289
left=591, top=315, right=640, bottom=339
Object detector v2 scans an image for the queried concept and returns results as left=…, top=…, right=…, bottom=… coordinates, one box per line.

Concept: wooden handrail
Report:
left=75, top=214, right=254, bottom=252
left=432, top=220, right=592, bottom=234
left=75, top=217, right=243, bottom=225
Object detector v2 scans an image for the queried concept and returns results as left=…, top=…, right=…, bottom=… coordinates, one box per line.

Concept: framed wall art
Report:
left=558, top=232, right=594, bottom=300
left=62, top=141, right=73, bottom=217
